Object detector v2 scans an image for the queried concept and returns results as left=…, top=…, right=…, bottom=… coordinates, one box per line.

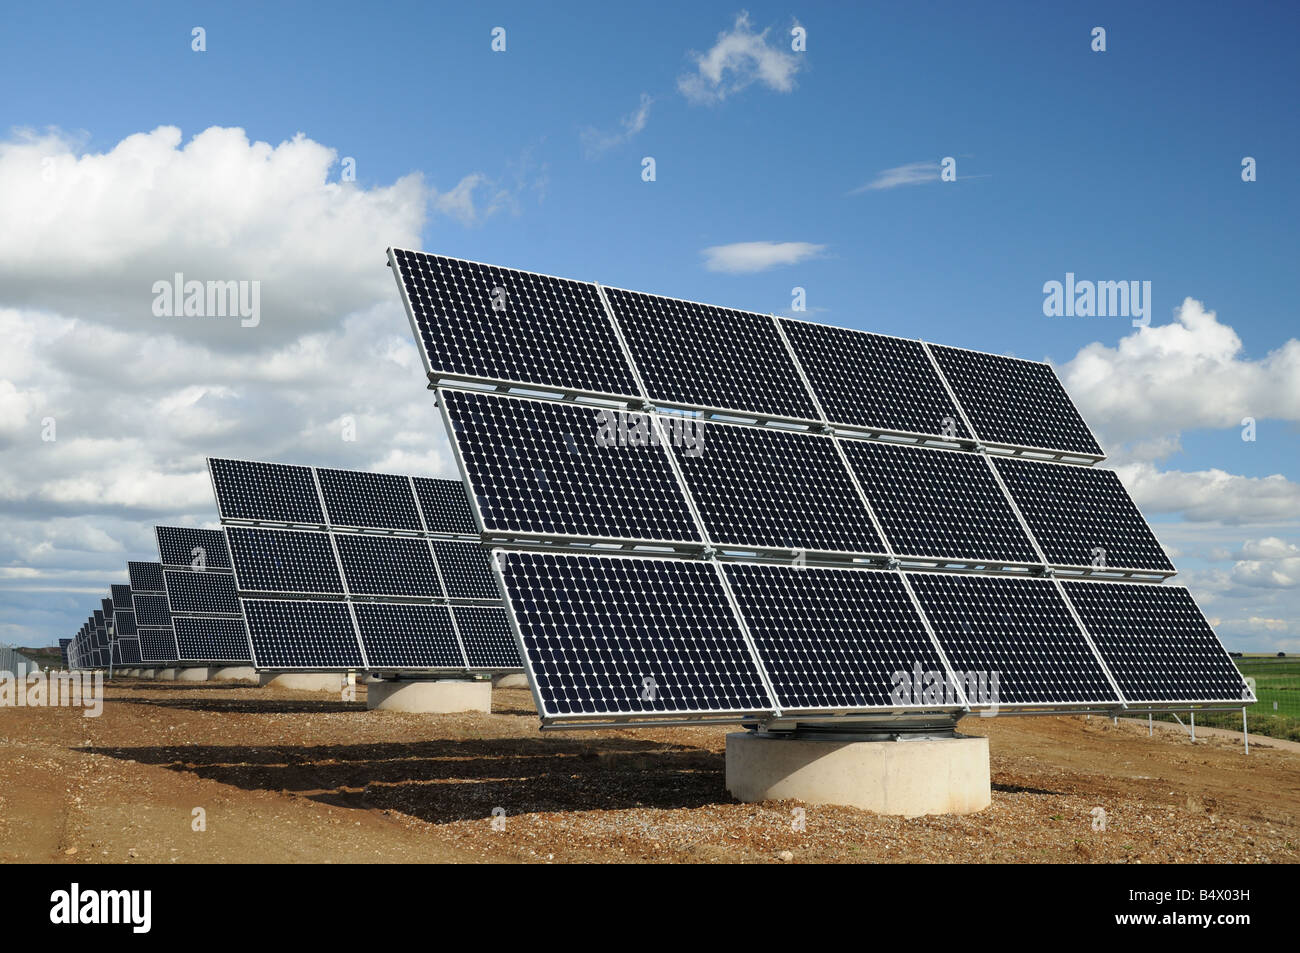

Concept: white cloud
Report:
left=678, top=13, right=802, bottom=105
left=581, top=93, right=653, bottom=157
left=1115, top=462, right=1300, bottom=524
left=701, top=241, right=825, bottom=274
left=850, top=161, right=940, bottom=193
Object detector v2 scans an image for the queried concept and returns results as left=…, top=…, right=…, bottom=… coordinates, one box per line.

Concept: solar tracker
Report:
left=723, top=563, right=958, bottom=712
left=603, top=287, right=820, bottom=421
left=780, top=320, right=971, bottom=439
left=156, top=526, right=233, bottom=570
left=132, top=594, right=172, bottom=628
left=453, top=605, right=523, bottom=669
left=116, top=637, right=142, bottom=666
left=907, top=573, right=1120, bottom=707
left=669, top=420, right=886, bottom=555
left=352, top=602, right=465, bottom=670
left=441, top=389, right=701, bottom=545
left=333, top=534, right=443, bottom=598
left=138, top=627, right=180, bottom=664
left=993, top=458, right=1174, bottom=573
left=113, top=610, right=137, bottom=637
left=431, top=540, right=498, bottom=600
left=208, top=457, right=326, bottom=525
left=842, top=441, right=1040, bottom=565
left=101, top=597, right=115, bottom=620
left=390, top=248, right=641, bottom=399
left=110, top=583, right=133, bottom=608
left=412, top=476, right=478, bottom=535
left=498, top=551, right=772, bottom=719
left=127, top=561, right=165, bottom=594
left=164, top=569, right=241, bottom=615
left=172, top=618, right=250, bottom=663
left=316, top=467, right=424, bottom=532
left=241, top=598, right=365, bottom=669
left=927, top=344, right=1104, bottom=458
left=1062, top=581, right=1250, bottom=704
left=226, top=526, right=345, bottom=595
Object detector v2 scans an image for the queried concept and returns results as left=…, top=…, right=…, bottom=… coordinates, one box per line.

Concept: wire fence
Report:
left=1152, top=657, right=1300, bottom=742
left=0, top=643, right=40, bottom=675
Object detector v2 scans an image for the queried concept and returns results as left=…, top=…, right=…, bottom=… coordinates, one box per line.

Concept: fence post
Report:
left=1243, top=707, right=1249, bottom=755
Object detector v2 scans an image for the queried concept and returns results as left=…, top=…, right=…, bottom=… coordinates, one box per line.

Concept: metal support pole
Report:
left=1148, top=713, right=1152, bottom=737
left=1243, top=707, right=1249, bottom=755
left=1190, top=712, right=1195, bottom=741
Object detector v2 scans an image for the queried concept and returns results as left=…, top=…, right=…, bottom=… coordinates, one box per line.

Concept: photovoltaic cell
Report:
left=907, top=574, right=1120, bottom=706
left=333, top=534, right=442, bottom=598
left=412, top=477, right=477, bottom=535
left=442, top=389, right=700, bottom=544
left=132, top=594, right=172, bottom=628
left=993, top=458, right=1174, bottom=572
left=431, top=541, right=498, bottom=600
left=113, top=610, right=137, bottom=638
left=156, top=526, right=232, bottom=570
left=353, top=602, right=463, bottom=670
left=927, top=345, right=1103, bottom=456
left=670, top=421, right=885, bottom=554
left=499, top=552, right=771, bottom=717
left=127, top=561, right=165, bottom=594
left=111, top=584, right=133, bottom=608
left=173, top=618, right=250, bottom=663
left=138, top=628, right=179, bottom=664
left=392, top=249, right=641, bottom=398
left=316, top=468, right=423, bottom=531
left=226, top=527, right=344, bottom=595
left=241, top=599, right=363, bottom=669
left=724, top=564, right=953, bottom=711
left=604, top=287, right=819, bottom=420
left=453, top=605, right=522, bottom=669
left=164, top=569, right=241, bottom=615
left=1062, top=582, right=1249, bottom=703
left=842, top=441, right=1039, bottom=564
left=208, top=458, right=326, bottom=525
left=116, top=638, right=142, bottom=666
left=781, top=320, right=970, bottom=438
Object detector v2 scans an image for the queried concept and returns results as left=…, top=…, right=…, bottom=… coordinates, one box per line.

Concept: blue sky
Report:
left=0, top=1, right=1296, bottom=649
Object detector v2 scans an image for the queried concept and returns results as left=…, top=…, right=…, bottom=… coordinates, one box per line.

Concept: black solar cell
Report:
left=173, top=618, right=250, bottom=663
left=334, top=534, right=442, bottom=598
left=412, top=476, right=478, bottom=535
left=316, top=468, right=424, bottom=531
left=208, top=458, right=326, bottom=525
left=241, top=599, right=364, bottom=669
left=155, top=526, right=233, bottom=570
left=431, top=540, right=498, bottom=600
left=453, top=605, right=522, bottom=669
left=164, top=569, right=241, bottom=615
left=226, top=527, right=345, bottom=595
left=353, top=602, right=464, bottom=670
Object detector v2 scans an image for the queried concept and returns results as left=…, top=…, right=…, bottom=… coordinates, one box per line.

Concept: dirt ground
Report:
left=1, top=678, right=1296, bottom=864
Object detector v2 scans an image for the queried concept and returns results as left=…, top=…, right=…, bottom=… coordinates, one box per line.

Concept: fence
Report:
left=1152, top=656, right=1300, bottom=743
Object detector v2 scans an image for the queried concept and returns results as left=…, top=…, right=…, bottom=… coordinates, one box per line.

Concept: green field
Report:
left=1153, top=658, right=1300, bottom=742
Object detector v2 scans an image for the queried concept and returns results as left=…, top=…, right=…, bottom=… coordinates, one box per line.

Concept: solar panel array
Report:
left=386, top=249, right=1248, bottom=727
left=155, top=525, right=247, bottom=664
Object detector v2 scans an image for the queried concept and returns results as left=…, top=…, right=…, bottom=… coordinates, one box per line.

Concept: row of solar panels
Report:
left=436, top=388, right=1174, bottom=577
left=496, top=551, right=1252, bottom=725
left=391, top=248, right=1106, bottom=460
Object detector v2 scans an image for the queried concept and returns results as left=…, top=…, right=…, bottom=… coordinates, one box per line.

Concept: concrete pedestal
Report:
left=176, top=667, right=212, bottom=681
left=156, top=668, right=177, bottom=680
left=491, top=673, right=529, bottom=689
left=211, top=666, right=258, bottom=683
left=725, top=732, right=990, bottom=817
left=366, top=679, right=492, bottom=713
left=259, top=672, right=345, bottom=692
left=139, top=669, right=156, bottom=679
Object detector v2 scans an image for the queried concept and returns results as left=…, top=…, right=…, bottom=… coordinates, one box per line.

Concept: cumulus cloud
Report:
left=850, top=161, right=941, bottom=193
left=580, top=93, right=653, bottom=157
left=701, top=240, right=825, bottom=274
left=1115, top=462, right=1300, bottom=525
left=678, top=13, right=802, bottom=105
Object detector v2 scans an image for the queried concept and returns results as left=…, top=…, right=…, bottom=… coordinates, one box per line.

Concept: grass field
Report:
left=1154, top=658, right=1300, bottom=742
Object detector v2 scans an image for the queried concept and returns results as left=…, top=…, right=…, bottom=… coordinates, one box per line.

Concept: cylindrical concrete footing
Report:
left=155, top=668, right=177, bottom=680
left=491, top=673, right=529, bottom=689
left=367, top=679, right=492, bottom=713
left=139, top=669, right=156, bottom=679
left=259, top=672, right=345, bottom=692
left=725, top=732, right=990, bottom=817
left=176, top=667, right=212, bottom=681
left=211, top=666, right=258, bottom=683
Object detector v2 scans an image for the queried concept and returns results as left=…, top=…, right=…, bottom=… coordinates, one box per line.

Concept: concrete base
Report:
left=366, top=679, right=492, bottom=714
left=139, top=669, right=156, bottom=679
left=491, top=673, right=529, bottom=689
left=211, top=666, right=258, bottom=684
left=176, top=667, right=212, bottom=682
left=155, top=668, right=177, bottom=681
left=259, top=672, right=345, bottom=692
left=725, top=732, right=990, bottom=817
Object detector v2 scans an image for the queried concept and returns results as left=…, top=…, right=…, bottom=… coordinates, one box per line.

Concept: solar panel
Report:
left=498, top=551, right=772, bottom=718
left=441, top=389, right=701, bottom=544
left=132, top=594, right=172, bottom=628
left=412, top=476, right=478, bottom=535
left=907, top=574, right=1120, bottom=707
left=101, top=597, right=115, bottom=620
left=333, top=534, right=442, bottom=598
left=110, top=583, right=133, bottom=608
left=1062, top=582, right=1249, bottom=704
left=603, top=287, right=819, bottom=421
left=842, top=441, right=1039, bottom=564
left=316, top=468, right=423, bottom=531
left=164, top=569, right=241, bottom=615
left=781, top=320, right=970, bottom=439
left=352, top=602, right=464, bottom=670
left=156, top=526, right=233, bottom=570
left=127, top=561, right=165, bottom=594
left=431, top=541, right=498, bottom=600
left=115, top=637, right=142, bottom=666
left=172, top=618, right=250, bottom=663
left=723, top=563, right=955, bottom=712
left=927, top=344, right=1104, bottom=457
left=670, top=421, right=885, bottom=555
left=113, top=610, right=137, bottom=638
left=993, top=458, right=1174, bottom=573
left=208, top=457, right=326, bottom=525
left=226, top=526, right=344, bottom=595
left=391, top=248, right=641, bottom=398
left=138, top=627, right=179, bottom=664
left=241, top=599, right=364, bottom=669
left=453, top=605, right=523, bottom=669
